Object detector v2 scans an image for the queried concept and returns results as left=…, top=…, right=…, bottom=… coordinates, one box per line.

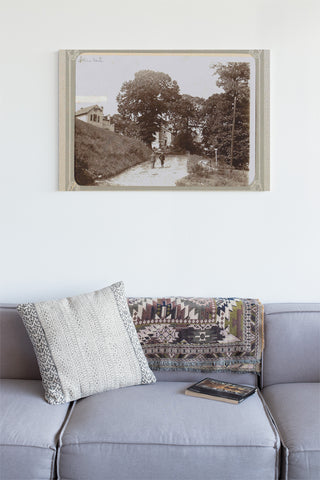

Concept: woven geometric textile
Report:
left=128, top=297, right=264, bottom=374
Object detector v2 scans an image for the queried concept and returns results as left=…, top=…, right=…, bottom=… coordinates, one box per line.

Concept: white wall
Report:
left=1, top=0, right=319, bottom=303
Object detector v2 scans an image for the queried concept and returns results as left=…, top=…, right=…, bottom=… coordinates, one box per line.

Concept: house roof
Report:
left=75, top=105, right=102, bottom=116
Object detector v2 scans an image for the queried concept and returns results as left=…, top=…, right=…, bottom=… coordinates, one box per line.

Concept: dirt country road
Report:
left=101, top=155, right=189, bottom=187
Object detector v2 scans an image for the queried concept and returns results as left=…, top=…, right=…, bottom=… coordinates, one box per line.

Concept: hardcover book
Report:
left=185, top=378, right=256, bottom=404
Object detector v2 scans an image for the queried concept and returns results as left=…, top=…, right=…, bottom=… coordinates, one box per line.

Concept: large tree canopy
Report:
left=116, top=70, right=180, bottom=145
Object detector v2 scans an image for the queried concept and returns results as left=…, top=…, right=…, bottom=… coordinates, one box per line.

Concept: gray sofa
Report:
left=0, top=303, right=319, bottom=480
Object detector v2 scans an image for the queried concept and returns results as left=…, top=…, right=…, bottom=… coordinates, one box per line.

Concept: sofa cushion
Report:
left=59, top=381, right=280, bottom=480
left=0, top=379, right=70, bottom=480
left=0, top=304, right=257, bottom=386
left=17, top=282, right=156, bottom=404
left=262, top=304, right=320, bottom=387
left=0, top=304, right=40, bottom=380
left=154, top=369, right=257, bottom=386
left=263, top=383, right=320, bottom=480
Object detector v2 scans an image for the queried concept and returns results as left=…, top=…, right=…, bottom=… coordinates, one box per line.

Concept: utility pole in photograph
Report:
left=230, top=95, right=237, bottom=168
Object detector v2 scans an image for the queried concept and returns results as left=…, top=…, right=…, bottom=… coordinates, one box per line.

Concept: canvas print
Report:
left=59, top=50, right=269, bottom=190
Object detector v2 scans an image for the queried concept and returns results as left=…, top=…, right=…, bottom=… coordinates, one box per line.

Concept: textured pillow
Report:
left=17, top=282, right=156, bottom=404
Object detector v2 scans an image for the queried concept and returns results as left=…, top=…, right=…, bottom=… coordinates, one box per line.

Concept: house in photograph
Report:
left=75, top=105, right=114, bottom=131
left=151, top=124, right=174, bottom=150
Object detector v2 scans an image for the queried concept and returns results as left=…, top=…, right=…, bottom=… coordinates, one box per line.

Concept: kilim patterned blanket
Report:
left=128, top=298, right=264, bottom=374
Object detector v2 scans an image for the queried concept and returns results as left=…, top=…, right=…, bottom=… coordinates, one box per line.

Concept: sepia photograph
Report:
left=59, top=50, right=269, bottom=190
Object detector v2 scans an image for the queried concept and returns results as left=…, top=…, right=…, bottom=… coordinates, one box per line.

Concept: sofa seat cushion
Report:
left=0, top=380, right=71, bottom=480
left=59, top=381, right=280, bottom=480
left=263, top=383, right=320, bottom=480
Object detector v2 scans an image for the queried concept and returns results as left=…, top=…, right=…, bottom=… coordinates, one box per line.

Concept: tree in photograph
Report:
left=209, top=62, right=250, bottom=168
left=202, top=93, right=232, bottom=160
left=170, top=95, right=205, bottom=153
left=111, top=114, right=140, bottom=138
left=116, top=70, right=180, bottom=146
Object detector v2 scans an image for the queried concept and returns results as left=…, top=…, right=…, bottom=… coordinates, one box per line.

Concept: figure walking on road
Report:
left=159, top=151, right=165, bottom=167
left=150, top=149, right=156, bottom=168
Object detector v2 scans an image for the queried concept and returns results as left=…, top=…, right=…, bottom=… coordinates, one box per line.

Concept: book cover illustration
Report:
left=185, top=378, right=256, bottom=404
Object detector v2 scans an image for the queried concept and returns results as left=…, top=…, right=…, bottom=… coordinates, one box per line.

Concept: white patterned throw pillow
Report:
left=17, top=281, right=156, bottom=404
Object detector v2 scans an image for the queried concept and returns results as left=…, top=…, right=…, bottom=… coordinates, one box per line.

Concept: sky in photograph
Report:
left=75, top=53, right=255, bottom=116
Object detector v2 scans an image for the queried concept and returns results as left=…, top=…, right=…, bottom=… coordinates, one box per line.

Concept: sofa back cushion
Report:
left=0, top=304, right=40, bottom=379
left=154, top=370, right=257, bottom=385
left=262, top=303, right=320, bottom=388
left=0, top=302, right=257, bottom=386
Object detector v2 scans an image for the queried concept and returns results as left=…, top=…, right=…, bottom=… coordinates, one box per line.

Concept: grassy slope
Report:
left=75, top=119, right=151, bottom=185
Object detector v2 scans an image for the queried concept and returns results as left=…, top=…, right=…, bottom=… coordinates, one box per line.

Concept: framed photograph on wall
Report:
left=59, top=50, right=269, bottom=191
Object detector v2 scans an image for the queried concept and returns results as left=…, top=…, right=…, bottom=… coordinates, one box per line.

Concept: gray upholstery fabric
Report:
left=0, top=304, right=40, bottom=379
left=154, top=369, right=257, bottom=386
left=263, top=383, right=320, bottom=480
left=59, top=381, right=280, bottom=480
left=0, top=379, right=70, bottom=480
left=262, top=304, right=320, bottom=388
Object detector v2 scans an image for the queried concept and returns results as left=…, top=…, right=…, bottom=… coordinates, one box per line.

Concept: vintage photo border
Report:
left=59, top=50, right=270, bottom=191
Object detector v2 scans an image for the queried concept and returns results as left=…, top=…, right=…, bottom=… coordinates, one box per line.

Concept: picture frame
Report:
left=59, top=50, right=270, bottom=191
